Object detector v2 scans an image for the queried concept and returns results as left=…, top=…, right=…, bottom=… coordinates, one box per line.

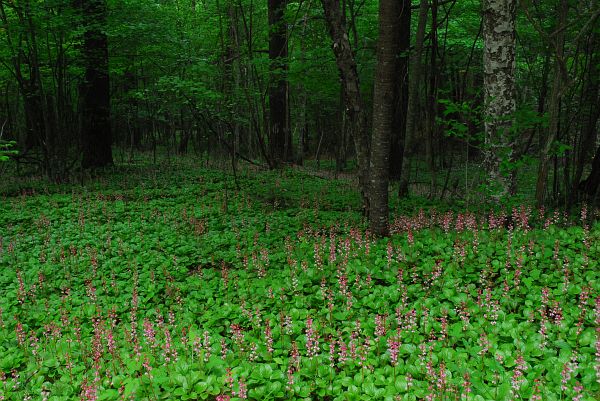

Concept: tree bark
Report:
left=296, top=3, right=311, bottom=166
left=321, top=0, right=369, bottom=212
left=398, top=0, right=429, bottom=197
left=581, top=144, right=600, bottom=201
left=268, top=0, right=290, bottom=166
left=482, top=0, right=517, bottom=202
left=570, top=31, right=600, bottom=206
left=369, top=0, right=401, bottom=236
left=390, top=0, right=411, bottom=180
left=228, top=2, right=241, bottom=169
left=80, top=0, right=113, bottom=168
left=426, top=0, right=439, bottom=197
left=1, top=0, right=56, bottom=175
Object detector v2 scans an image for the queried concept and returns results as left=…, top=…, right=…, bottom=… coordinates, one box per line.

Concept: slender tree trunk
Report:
left=581, top=144, right=600, bottom=201
left=230, top=4, right=242, bottom=169
left=321, top=0, right=369, bottom=213
left=237, top=0, right=272, bottom=166
left=399, top=0, right=429, bottom=197
left=570, top=31, right=600, bottom=206
left=296, top=89, right=307, bottom=166
left=426, top=0, right=439, bottom=197
left=296, top=2, right=311, bottom=166
left=482, top=0, right=516, bottom=202
left=535, top=0, right=568, bottom=207
left=336, top=87, right=348, bottom=171
left=390, top=0, right=411, bottom=180
left=80, top=0, right=112, bottom=168
left=369, top=0, right=401, bottom=236
left=1, top=0, right=55, bottom=173
left=268, top=0, right=290, bottom=166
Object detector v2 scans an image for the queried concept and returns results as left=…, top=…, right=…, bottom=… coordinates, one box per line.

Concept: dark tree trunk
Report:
left=369, top=0, right=401, bottom=236
left=570, top=31, right=600, bottom=206
left=1, top=0, right=55, bottom=174
left=321, top=0, right=370, bottom=213
left=535, top=0, right=568, bottom=207
left=399, top=0, right=429, bottom=197
left=268, top=0, right=290, bottom=166
left=581, top=144, right=600, bottom=201
left=426, top=0, right=439, bottom=197
left=23, top=90, right=46, bottom=150
left=178, top=130, right=191, bottom=154
left=336, top=87, right=348, bottom=171
left=296, top=3, right=311, bottom=166
left=80, top=0, right=112, bottom=168
left=229, top=3, right=242, bottom=170
left=390, top=0, right=411, bottom=180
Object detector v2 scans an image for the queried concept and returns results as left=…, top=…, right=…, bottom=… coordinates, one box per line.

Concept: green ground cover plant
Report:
left=0, top=161, right=599, bottom=401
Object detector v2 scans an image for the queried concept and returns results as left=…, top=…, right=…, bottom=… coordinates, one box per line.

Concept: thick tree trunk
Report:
left=268, top=0, right=290, bottom=166
left=390, top=0, right=411, bottom=180
left=535, top=0, right=567, bottom=207
left=321, top=0, right=370, bottom=212
left=369, top=0, right=401, bottom=236
left=398, top=0, right=429, bottom=197
left=81, top=0, right=112, bottom=168
left=482, top=0, right=516, bottom=202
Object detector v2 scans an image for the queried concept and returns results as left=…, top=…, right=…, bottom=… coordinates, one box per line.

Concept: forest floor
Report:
left=0, top=156, right=599, bottom=401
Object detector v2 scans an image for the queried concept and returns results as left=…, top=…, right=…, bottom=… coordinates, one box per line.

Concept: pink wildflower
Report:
left=462, top=372, right=472, bottom=399
left=220, top=338, right=228, bottom=360
left=237, top=377, right=247, bottom=399
left=561, top=354, right=579, bottom=391
left=573, top=382, right=583, bottom=401
left=143, top=357, right=153, bottom=379
left=374, top=314, right=387, bottom=340
left=338, top=337, right=348, bottom=365
left=286, top=365, right=295, bottom=391
left=80, top=379, right=97, bottom=401
left=387, top=335, right=400, bottom=366
left=530, top=378, right=542, bottom=401
left=305, top=317, right=319, bottom=359
left=163, top=327, right=178, bottom=363
left=329, top=338, right=336, bottom=367
left=511, top=354, right=527, bottom=395
left=143, top=318, right=156, bottom=348
left=265, top=320, right=274, bottom=353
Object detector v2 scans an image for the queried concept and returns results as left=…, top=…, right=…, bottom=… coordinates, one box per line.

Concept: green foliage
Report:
left=0, top=161, right=598, bottom=400
left=437, top=97, right=483, bottom=143
left=437, top=96, right=551, bottom=204
left=0, top=140, right=18, bottom=162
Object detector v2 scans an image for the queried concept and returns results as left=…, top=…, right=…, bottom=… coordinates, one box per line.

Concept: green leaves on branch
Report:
left=0, top=140, right=18, bottom=162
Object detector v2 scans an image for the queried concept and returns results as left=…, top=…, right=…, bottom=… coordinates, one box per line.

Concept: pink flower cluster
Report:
left=305, top=317, right=319, bottom=359
left=386, top=335, right=400, bottom=366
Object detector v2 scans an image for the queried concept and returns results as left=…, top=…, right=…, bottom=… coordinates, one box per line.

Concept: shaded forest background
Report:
left=0, top=0, right=599, bottom=216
